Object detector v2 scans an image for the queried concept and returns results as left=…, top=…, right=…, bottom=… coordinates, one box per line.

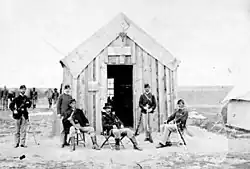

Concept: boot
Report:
left=61, top=134, right=70, bottom=148
left=130, top=136, right=142, bottom=151
left=115, top=138, right=120, bottom=150
left=91, top=136, right=101, bottom=150
left=144, top=131, right=150, bottom=141
left=148, top=132, right=153, bottom=143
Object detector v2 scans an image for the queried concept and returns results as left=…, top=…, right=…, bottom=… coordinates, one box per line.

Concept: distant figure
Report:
left=0, top=87, right=2, bottom=110
left=52, top=88, right=59, bottom=105
left=9, top=85, right=32, bottom=148
left=1, top=86, right=9, bottom=111
left=30, top=88, right=38, bottom=109
left=46, top=88, right=53, bottom=109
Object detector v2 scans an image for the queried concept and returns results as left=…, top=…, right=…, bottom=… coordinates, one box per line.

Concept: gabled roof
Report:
left=60, top=13, right=180, bottom=78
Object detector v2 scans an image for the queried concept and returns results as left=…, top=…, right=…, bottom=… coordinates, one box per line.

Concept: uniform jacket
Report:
left=68, top=108, right=89, bottom=127
left=9, top=94, right=32, bottom=120
left=1, top=89, right=9, bottom=99
left=167, top=108, right=189, bottom=130
left=56, top=93, right=72, bottom=116
left=102, top=111, right=123, bottom=133
left=139, top=92, right=156, bottom=114
left=30, top=90, right=38, bottom=100
left=52, top=92, right=59, bottom=102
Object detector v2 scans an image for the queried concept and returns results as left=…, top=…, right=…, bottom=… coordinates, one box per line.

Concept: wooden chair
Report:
left=70, top=128, right=86, bottom=151
left=100, top=129, right=125, bottom=150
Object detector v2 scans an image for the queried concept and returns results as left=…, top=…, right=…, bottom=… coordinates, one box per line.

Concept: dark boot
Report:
left=148, top=132, right=153, bottom=143
left=61, top=134, right=69, bottom=148
left=91, top=136, right=101, bottom=150
left=115, top=138, right=120, bottom=150
left=130, top=136, right=142, bottom=151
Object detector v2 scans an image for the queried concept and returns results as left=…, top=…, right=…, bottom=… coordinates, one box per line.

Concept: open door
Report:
left=107, top=65, right=133, bottom=127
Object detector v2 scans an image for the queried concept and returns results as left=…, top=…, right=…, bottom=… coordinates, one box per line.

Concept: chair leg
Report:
left=100, top=135, right=111, bottom=148
left=76, top=133, right=79, bottom=145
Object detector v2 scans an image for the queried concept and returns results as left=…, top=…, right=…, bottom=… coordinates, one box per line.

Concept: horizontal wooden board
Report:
left=108, top=46, right=131, bottom=56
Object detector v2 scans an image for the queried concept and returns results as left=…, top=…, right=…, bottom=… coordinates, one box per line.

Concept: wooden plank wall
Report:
left=74, top=36, right=176, bottom=132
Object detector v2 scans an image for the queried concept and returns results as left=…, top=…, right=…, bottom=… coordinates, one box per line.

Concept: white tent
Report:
left=221, top=83, right=250, bottom=131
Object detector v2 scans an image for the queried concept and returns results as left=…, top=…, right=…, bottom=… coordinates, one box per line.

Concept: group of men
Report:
left=9, top=83, right=191, bottom=151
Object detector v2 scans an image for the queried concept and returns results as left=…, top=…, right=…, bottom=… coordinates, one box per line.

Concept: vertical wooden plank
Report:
left=79, top=73, right=85, bottom=110
left=135, top=46, right=143, bottom=132
left=131, top=38, right=136, bottom=64
left=99, top=49, right=108, bottom=132
left=93, top=58, right=96, bottom=130
left=131, top=40, right=137, bottom=128
left=142, top=51, right=151, bottom=86
left=150, top=57, right=158, bottom=131
left=95, top=54, right=101, bottom=133
left=84, top=66, right=89, bottom=120
left=158, top=63, right=165, bottom=125
left=88, top=62, right=93, bottom=126
left=170, top=70, right=175, bottom=113
left=173, top=69, right=178, bottom=101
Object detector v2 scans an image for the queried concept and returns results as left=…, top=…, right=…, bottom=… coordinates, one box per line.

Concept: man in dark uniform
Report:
left=138, top=84, right=156, bottom=143
left=102, top=103, right=142, bottom=151
left=156, top=99, right=190, bottom=148
left=57, top=85, right=73, bottom=147
left=67, top=99, right=100, bottom=150
left=9, top=85, right=32, bottom=148
left=30, top=88, right=38, bottom=109
left=52, top=88, right=59, bottom=105
left=2, top=86, right=9, bottom=111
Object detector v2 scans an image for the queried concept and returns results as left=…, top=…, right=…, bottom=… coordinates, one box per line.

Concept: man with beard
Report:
left=57, top=85, right=73, bottom=148
left=102, top=103, right=142, bottom=151
left=67, top=99, right=100, bottom=150
left=9, top=85, right=32, bottom=148
left=137, top=84, right=156, bottom=143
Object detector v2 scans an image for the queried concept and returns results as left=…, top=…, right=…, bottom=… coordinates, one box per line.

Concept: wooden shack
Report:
left=60, top=13, right=180, bottom=133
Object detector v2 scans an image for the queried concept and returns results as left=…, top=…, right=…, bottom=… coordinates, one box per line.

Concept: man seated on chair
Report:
left=102, top=103, right=142, bottom=151
left=67, top=99, right=100, bottom=150
left=156, top=99, right=190, bottom=148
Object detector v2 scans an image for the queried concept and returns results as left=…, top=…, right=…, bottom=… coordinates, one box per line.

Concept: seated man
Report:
left=67, top=99, right=100, bottom=150
left=102, top=103, right=142, bottom=151
left=156, top=99, right=190, bottom=148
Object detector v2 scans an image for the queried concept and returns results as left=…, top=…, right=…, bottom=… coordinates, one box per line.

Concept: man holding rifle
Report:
left=156, top=99, right=191, bottom=148
left=137, top=84, right=156, bottom=143
left=9, top=85, right=32, bottom=148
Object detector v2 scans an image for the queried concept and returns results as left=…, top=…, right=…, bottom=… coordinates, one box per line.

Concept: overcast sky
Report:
left=0, top=0, right=250, bottom=88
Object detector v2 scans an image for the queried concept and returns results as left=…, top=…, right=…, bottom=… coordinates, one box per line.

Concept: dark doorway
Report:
left=107, top=65, right=133, bottom=127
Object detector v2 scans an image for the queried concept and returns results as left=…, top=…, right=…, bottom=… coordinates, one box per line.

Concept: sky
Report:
left=0, top=0, right=250, bottom=88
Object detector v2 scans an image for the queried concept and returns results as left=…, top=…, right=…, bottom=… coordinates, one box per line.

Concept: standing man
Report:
left=52, top=88, right=59, bottom=105
left=2, top=86, right=9, bottom=111
left=57, top=85, right=73, bottom=147
left=30, top=88, right=38, bottom=109
left=9, top=85, right=32, bottom=148
left=138, top=84, right=156, bottom=143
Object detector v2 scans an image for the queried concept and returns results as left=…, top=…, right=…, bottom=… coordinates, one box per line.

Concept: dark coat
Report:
left=102, top=111, right=123, bottom=133
left=139, top=92, right=156, bottom=114
left=56, top=93, right=72, bottom=116
left=9, top=94, right=32, bottom=120
left=167, top=108, right=189, bottom=131
left=69, top=109, right=89, bottom=127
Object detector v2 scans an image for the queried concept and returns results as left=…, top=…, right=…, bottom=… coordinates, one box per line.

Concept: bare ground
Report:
left=0, top=106, right=250, bottom=169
